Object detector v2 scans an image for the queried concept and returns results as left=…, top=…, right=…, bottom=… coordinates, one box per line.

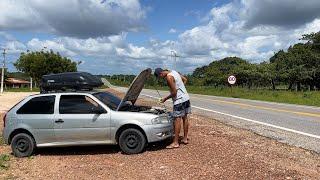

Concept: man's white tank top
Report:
left=167, top=70, right=190, bottom=105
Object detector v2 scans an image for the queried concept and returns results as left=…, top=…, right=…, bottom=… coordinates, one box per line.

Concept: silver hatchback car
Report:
left=2, top=69, right=173, bottom=157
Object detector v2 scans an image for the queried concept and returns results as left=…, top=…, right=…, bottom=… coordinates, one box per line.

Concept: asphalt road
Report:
left=113, top=86, right=320, bottom=153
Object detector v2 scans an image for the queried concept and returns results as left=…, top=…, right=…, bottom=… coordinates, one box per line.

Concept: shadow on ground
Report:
left=34, top=139, right=172, bottom=156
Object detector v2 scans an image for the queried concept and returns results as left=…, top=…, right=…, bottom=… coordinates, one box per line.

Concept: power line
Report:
left=170, top=50, right=180, bottom=70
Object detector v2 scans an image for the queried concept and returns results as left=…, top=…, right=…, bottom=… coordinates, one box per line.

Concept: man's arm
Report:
left=161, top=75, right=176, bottom=103
left=178, top=72, right=187, bottom=85
left=180, top=75, right=187, bottom=85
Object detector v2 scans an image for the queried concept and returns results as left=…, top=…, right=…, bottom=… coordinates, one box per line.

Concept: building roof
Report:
left=5, top=78, right=30, bottom=84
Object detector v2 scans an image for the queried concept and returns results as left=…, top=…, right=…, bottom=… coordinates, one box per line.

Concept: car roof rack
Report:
left=40, top=72, right=104, bottom=94
left=40, top=88, right=101, bottom=94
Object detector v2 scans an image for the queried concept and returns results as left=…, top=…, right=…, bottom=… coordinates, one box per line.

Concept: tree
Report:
left=258, top=62, right=277, bottom=90
left=270, top=42, right=320, bottom=91
left=14, top=50, right=77, bottom=83
left=301, top=32, right=320, bottom=89
left=302, top=31, right=320, bottom=52
left=192, top=57, right=257, bottom=87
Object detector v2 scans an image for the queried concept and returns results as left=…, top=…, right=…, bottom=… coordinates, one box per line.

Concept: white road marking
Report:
left=191, top=105, right=320, bottom=139
left=141, top=93, right=320, bottom=140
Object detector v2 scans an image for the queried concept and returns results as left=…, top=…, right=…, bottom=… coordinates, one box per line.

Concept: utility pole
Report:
left=30, top=77, right=33, bottom=91
left=1, top=49, right=6, bottom=93
left=170, top=50, right=180, bottom=70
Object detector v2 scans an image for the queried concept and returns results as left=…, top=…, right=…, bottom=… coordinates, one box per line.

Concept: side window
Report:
left=17, top=96, right=55, bottom=114
left=59, top=95, right=105, bottom=114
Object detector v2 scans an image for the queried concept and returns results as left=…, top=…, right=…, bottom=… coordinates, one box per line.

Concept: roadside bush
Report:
left=0, top=154, right=10, bottom=170
left=0, top=136, right=4, bottom=145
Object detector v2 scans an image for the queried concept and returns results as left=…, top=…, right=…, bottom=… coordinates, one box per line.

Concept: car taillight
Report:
left=3, top=113, right=7, bottom=127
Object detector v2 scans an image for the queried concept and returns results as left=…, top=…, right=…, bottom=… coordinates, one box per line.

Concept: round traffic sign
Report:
left=228, top=75, right=236, bottom=85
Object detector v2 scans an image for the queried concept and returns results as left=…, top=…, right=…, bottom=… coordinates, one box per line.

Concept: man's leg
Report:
left=182, top=115, right=189, bottom=143
left=167, top=117, right=181, bottom=148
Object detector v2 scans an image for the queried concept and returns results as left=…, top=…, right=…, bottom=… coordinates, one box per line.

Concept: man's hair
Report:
left=154, top=68, right=163, bottom=77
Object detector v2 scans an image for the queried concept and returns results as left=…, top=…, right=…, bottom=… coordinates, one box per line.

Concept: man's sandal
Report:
left=166, top=144, right=180, bottom=149
left=181, top=139, right=189, bottom=145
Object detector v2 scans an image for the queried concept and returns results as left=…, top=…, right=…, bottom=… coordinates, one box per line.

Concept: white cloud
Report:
left=27, top=38, right=77, bottom=57
left=0, top=31, right=15, bottom=41
left=2, top=40, right=27, bottom=54
left=169, top=28, right=177, bottom=33
left=172, top=1, right=320, bottom=64
left=236, top=35, right=278, bottom=60
left=0, top=0, right=146, bottom=38
left=2, top=0, right=320, bottom=74
left=178, top=23, right=226, bottom=56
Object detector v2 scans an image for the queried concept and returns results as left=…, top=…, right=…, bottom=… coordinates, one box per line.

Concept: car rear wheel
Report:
left=119, top=128, right=146, bottom=154
left=11, top=133, right=36, bottom=158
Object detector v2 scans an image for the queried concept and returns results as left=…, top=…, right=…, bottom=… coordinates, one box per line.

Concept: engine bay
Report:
left=119, top=104, right=167, bottom=115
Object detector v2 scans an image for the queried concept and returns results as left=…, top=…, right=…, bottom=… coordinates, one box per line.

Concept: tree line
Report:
left=190, top=31, right=320, bottom=91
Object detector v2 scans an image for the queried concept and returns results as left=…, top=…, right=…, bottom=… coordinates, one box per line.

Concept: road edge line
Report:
left=141, top=93, right=320, bottom=140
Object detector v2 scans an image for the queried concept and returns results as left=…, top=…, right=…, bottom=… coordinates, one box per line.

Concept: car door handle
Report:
left=55, top=119, right=64, bottom=123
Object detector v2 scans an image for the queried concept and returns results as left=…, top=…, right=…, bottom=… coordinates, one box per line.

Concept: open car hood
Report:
left=116, top=68, right=152, bottom=111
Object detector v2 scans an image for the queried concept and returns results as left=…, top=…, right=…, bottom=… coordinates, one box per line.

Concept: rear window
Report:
left=59, top=95, right=103, bottom=114
left=17, top=96, right=55, bottom=114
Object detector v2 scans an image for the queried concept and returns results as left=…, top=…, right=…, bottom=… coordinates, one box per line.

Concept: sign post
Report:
left=30, top=77, right=33, bottom=91
left=228, top=75, right=236, bottom=93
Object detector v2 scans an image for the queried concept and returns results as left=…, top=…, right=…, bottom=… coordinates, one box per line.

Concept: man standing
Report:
left=154, top=68, right=191, bottom=149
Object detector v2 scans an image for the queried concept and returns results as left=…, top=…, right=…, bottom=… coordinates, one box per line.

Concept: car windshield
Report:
left=93, top=91, right=128, bottom=110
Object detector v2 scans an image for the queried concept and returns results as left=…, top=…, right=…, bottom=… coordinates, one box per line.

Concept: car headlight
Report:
left=151, top=116, right=169, bottom=124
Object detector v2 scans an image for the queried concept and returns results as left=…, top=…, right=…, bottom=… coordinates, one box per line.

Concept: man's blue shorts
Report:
left=172, top=100, right=191, bottom=118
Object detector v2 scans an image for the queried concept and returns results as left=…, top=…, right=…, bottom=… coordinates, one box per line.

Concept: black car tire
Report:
left=11, top=133, right=36, bottom=158
left=119, top=128, right=146, bottom=154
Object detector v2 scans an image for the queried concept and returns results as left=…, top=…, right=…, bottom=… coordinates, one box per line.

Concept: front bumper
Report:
left=144, top=123, right=173, bottom=143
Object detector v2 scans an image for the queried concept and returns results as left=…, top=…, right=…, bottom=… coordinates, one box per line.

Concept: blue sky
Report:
left=128, top=0, right=227, bottom=43
left=0, top=0, right=319, bottom=75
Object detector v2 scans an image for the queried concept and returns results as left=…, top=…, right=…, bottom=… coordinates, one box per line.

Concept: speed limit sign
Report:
left=228, top=75, right=236, bottom=85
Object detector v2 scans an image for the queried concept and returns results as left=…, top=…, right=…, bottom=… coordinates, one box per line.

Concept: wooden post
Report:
left=30, top=77, right=33, bottom=91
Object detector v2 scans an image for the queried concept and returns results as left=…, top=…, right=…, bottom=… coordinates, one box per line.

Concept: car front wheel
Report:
left=119, top=128, right=146, bottom=154
left=11, top=133, right=36, bottom=158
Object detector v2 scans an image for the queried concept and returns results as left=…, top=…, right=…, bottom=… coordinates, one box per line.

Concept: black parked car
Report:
left=40, top=72, right=103, bottom=93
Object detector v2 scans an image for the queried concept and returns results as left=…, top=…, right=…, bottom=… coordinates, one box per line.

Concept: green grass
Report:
left=107, top=79, right=130, bottom=87
left=0, top=154, right=10, bottom=170
left=4, top=87, right=39, bottom=92
left=145, top=86, right=320, bottom=107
